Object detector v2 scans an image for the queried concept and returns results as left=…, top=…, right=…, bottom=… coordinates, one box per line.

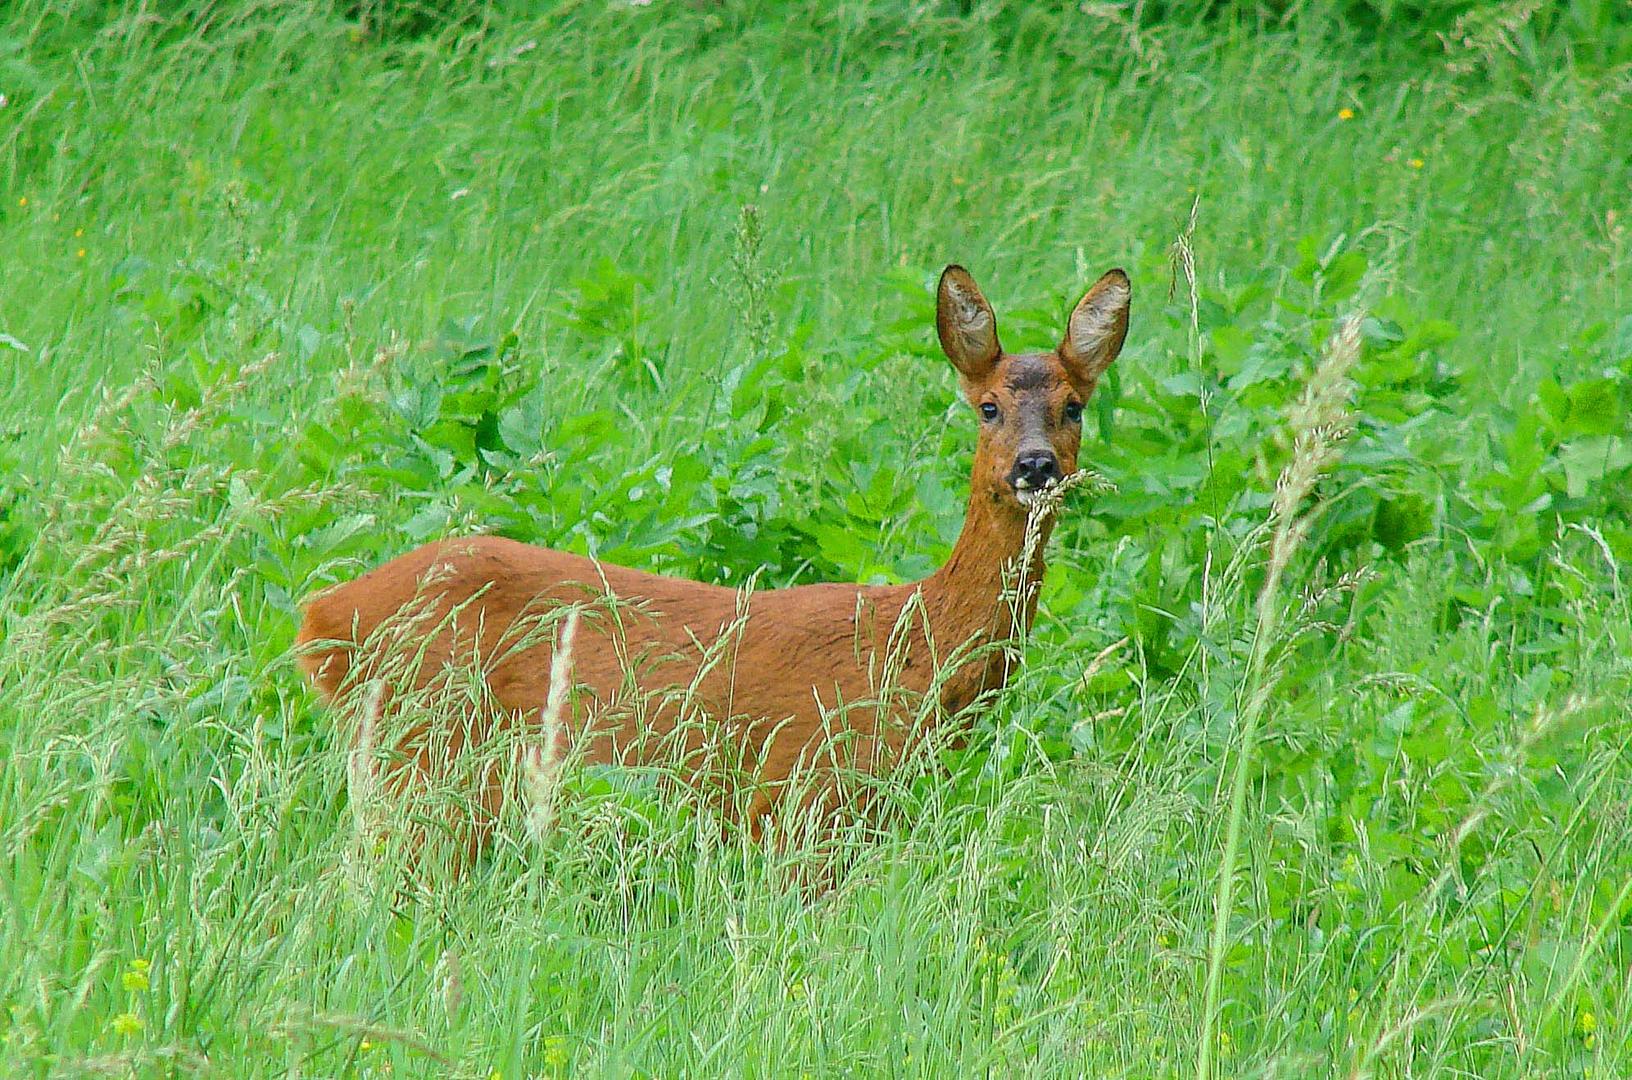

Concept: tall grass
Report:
left=2, top=1, right=1630, bottom=1076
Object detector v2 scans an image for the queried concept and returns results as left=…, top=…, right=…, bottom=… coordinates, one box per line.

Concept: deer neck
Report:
left=921, top=487, right=1051, bottom=673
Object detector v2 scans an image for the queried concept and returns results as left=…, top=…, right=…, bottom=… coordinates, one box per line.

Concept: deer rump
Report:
left=298, top=534, right=999, bottom=857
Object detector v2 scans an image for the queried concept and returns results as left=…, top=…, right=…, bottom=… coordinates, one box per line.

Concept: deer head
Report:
left=936, top=264, right=1131, bottom=512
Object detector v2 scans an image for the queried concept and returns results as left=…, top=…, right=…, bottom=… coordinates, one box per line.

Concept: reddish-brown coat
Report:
left=296, top=265, right=1130, bottom=858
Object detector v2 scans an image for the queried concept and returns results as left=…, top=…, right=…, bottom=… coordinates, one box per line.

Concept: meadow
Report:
left=2, top=0, right=1631, bottom=1075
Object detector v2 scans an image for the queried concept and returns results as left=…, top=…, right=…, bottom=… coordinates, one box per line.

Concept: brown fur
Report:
left=296, top=265, right=1130, bottom=862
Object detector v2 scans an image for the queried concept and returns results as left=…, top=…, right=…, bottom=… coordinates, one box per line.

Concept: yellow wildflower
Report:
left=16, top=197, right=25, bottom=208
left=76, top=249, right=86, bottom=258
left=543, top=1034, right=569, bottom=1069
left=1579, top=1008, right=1599, bottom=1048
left=1408, top=158, right=1424, bottom=169
left=111, top=1012, right=143, bottom=1036
left=74, top=227, right=84, bottom=237
left=1338, top=107, right=1354, bottom=120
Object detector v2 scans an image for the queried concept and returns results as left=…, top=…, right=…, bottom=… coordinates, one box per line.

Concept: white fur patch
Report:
left=946, top=279, right=993, bottom=337
left=1069, top=280, right=1130, bottom=358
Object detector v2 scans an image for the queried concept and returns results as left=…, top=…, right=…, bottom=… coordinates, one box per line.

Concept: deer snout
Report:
left=1009, top=450, right=1061, bottom=492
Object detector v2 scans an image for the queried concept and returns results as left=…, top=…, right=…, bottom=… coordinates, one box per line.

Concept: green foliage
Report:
left=1, top=0, right=1630, bottom=1076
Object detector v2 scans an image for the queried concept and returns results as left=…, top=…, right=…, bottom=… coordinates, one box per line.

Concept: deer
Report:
left=296, top=264, right=1131, bottom=869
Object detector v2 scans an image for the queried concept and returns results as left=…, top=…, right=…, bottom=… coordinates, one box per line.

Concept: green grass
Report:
left=3, top=1, right=1631, bottom=1076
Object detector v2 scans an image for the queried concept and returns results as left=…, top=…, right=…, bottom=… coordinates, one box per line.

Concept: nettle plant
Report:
left=277, top=237, right=1632, bottom=697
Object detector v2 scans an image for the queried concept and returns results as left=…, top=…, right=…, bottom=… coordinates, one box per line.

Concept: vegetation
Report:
left=2, top=0, right=1630, bottom=1075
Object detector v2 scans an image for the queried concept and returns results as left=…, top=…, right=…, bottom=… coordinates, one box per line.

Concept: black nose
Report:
left=1010, top=451, right=1060, bottom=490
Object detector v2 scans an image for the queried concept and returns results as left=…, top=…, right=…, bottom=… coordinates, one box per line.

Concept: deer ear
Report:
left=936, top=265, right=1001, bottom=382
left=1060, top=268, right=1131, bottom=391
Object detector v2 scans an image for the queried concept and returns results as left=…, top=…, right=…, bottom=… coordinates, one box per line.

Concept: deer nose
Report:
left=1010, top=451, right=1060, bottom=491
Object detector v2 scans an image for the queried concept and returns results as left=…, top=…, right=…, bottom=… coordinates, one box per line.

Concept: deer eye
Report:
left=1064, top=401, right=1084, bottom=424
left=979, top=402, right=1000, bottom=422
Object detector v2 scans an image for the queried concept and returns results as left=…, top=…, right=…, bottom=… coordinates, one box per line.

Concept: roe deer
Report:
left=296, top=264, right=1131, bottom=864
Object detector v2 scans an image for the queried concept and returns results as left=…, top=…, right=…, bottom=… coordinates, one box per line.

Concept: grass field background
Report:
left=2, top=0, right=1631, bottom=1075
